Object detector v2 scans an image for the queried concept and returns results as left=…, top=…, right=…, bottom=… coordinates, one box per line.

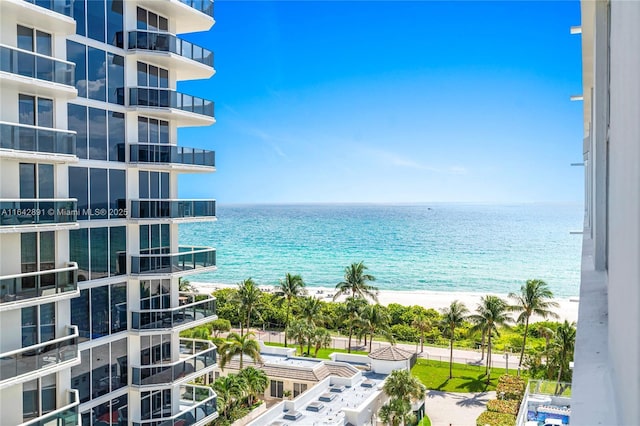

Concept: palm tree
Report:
left=381, top=369, right=426, bottom=426
left=378, top=398, right=406, bottom=426
left=178, top=277, right=194, bottom=292
left=412, top=314, right=431, bottom=353
left=509, top=279, right=560, bottom=367
left=218, top=331, right=263, bottom=370
left=277, top=273, right=305, bottom=347
left=299, top=296, right=323, bottom=326
left=237, top=366, right=268, bottom=406
left=311, top=327, right=332, bottom=357
left=539, top=326, right=556, bottom=378
left=286, top=319, right=313, bottom=355
left=340, top=296, right=367, bottom=353
left=469, top=295, right=513, bottom=382
left=361, top=304, right=393, bottom=351
left=440, top=300, right=469, bottom=379
left=551, top=320, right=576, bottom=394
left=233, top=278, right=262, bottom=336
left=212, top=374, right=245, bottom=418
left=334, top=261, right=378, bottom=302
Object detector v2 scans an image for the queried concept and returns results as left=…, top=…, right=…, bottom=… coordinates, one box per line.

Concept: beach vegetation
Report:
left=509, top=279, right=560, bottom=367
left=334, top=261, right=379, bottom=302
left=440, top=300, right=469, bottom=379
left=360, top=303, right=395, bottom=351
left=233, top=278, right=262, bottom=336
left=276, top=273, right=306, bottom=347
left=211, top=367, right=268, bottom=425
left=412, top=313, right=432, bottom=353
left=210, top=318, right=231, bottom=337
left=339, top=296, right=368, bottom=352
left=218, top=331, right=263, bottom=370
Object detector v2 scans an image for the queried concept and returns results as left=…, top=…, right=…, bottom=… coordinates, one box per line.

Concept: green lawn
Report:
left=418, top=415, right=431, bottom=426
left=262, top=342, right=368, bottom=359
left=411, top=358, right=512, bottom=393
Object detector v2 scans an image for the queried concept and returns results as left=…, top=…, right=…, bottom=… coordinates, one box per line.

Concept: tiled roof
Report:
left=368, top=345, right=414, bottom=361
left=220, top=357, right=359, bottom=381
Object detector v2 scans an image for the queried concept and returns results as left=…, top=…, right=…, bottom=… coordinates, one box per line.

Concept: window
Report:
left=66, top=42, right=124, bottom=104
left=137, top=62, right=169, bottom=88
left=71, top=339, right=128, bottom=404
left=136, top=7, right=169, bottom=32
left=22, top=374, right=56, bottom=422
left=21, top=231, right=55, bottom=289
left=140, top=279, right=171, bottom=310
left=139, top=171, right=169, bottom=199
left=19, top=94, right=53, bottom=128
left=16, top=26, right=53, bottom=81
left=293, top=383, right=307, bottom=397
left=19, top=163, right=53, bottom=198
left=270, top=380, right=284, bottom=398
left=71, top=283, right=128, bottom=342
left=68, top=167, right=127, bottom=219
left=141, top=389, right=171, bottom=420
left=138, top=117, right=169, bottom=144
left=92, top=396, right=128, bottom=426
left=21, top=302, right=55, bottom=348
left=69, top=226, right=126, bottom=279
left=140, top=334, right=171, bottom=365
left=68, top=105, right=125, bottom=161
left=72, top=0, right=123, bottom=46
left=139, top=224, right=170, bottom=255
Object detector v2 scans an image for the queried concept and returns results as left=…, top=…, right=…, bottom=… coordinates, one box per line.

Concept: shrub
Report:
left=486, top=399, right=520, bottom=416
left=496, top=375, right=526, bottom=400
left=476, top=410, right=516, bottom=426
left=391, top=324, right=419, bottom=342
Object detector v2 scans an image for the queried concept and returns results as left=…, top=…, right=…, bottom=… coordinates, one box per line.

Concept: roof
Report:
left=220, top=355, right=359, bottom=382
left=368, top=345, right=414, bottom=361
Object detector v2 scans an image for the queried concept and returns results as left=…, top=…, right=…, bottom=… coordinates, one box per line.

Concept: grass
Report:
left=411, top=358, right=512, bottom=393
left=262, top=342, right=368, bottom=359
left=418, top=415, right=431, bottom=426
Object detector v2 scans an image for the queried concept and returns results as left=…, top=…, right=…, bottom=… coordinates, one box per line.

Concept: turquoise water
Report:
left=179, top=203, right=583, bottom=298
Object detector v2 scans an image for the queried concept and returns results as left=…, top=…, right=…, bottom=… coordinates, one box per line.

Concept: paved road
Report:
left=254, top=329, right=520, bottom=371
left=425, top=390, right=496, bottom=426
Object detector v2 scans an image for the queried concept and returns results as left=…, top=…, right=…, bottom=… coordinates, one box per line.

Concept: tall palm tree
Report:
left=441, top=300, right=469, bottom=379
left=237, top=366, right=268, bottom=406
left=539, top=326, right=556, bottom=379
left=218, top=331, right=263, bottom=370
left=469, top=295, right=512, bottom=382
left=212, top=374, right=245, bottom=418
left=286, top=319, right=313, bottom=355
left=334, top=261, right=378, bottom=302
left=311, top=327, right=332, bottom=357
left=551, top=320, right=576, bottom=394
left=299, top=296, right=323, bottom=326
left=381, top=369, right=426, bottom=426
left=412, top=314, right=431, bottom=353
left=509, top=279, right=560, bottom=367
left=340, top=296, right=367, bottom=353
left=277, top=273, right=305, bottom=347
left=361, top=304, right=393, bottom=351
left=233, top=278, right=262, bottom=336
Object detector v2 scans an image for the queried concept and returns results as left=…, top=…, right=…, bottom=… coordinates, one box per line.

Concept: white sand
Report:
left=190, top=281, right=579, bottom=324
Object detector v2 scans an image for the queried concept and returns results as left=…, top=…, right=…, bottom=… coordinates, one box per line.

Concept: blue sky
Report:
left=178, top=1, right=583, bottom=204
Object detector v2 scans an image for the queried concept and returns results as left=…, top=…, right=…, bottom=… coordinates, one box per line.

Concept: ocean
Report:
left=179, top=203, right=583, bottom=298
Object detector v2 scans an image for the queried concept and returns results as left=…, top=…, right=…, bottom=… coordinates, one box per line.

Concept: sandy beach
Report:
left=190, top=281, right=579, bottom=323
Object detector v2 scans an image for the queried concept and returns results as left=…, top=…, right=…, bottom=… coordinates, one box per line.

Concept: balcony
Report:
left=131, top=293, right=217, bottom=331
left=128, top=88, right=215, bottom=127
left=18, top=389, right=79, bottom=426
left=130, top=200, right=216, bottom=222
left=129, top=143, right=215, bottom=172
left=0, top=326, right=80, bottom=388
left=0, top=263, right=78, bottom=311
left=0, top=122, right=76, bottom=161
left=0, top=44, right=76, bottom=97
left=127, top=31, right=214, bottom=80
left=0, top=199, right=78, bottom=233
left=136, top=0, right=214, bottom=34
left=131, top=246, right=216, bottom=276
left=133, top=384, right=218, bottom=426
left=132, top=339, right=217, bottom=386
left=1, top=1, right=75, bottom=35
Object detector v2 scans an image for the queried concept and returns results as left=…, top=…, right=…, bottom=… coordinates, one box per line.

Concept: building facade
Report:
left=0, top=1, right=219, bottom=424
left=572, top=0, right=640, bottom=424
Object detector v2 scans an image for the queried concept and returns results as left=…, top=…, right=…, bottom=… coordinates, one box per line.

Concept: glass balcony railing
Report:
left=0, top=199, right=77, bottom=227
left=129, top=143, right=215, bottom=167
left=0, top=44, right=75, bottom=86
left=0, top=121, right=76, bottom=156
left=130, top=200, right=216, bottom=220
left=133, top=385, right=217, bottom=426
left=178, top=0, right=214, bottom=17
left=22, top=0, right=74, bottom=17
left=129, top=88, right=214, bottom=118
left=131, top=294, right=217, bottom=330
left=128, top=31, right=213, bottom=67
left=19, top=389, right=79, bottom=426
left=131, top=246, right=216, bottom=275
left=0, top=326, right=79, bottom=383
left=0, top=262, right=78, bottom=305
left=132, top=339, right=217, bottom=386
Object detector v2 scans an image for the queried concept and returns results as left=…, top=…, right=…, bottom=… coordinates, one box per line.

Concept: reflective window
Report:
left=70, top=228, right=89, bottom=280
left=17, top=25, right=34, bottom=51
left=21, top=302, right=55, bottom=348
left=136, top=7, right=169, bottom=31
left=71, top=289, right=90, bottom=341
left=140, top=334, right=171, bottom=365
left=18, top=94, right=35, bottom=126
left=138, top=171, right=170, bottom=199
left=19, top=163, right=54, bottom=199
left=107, top=0, right=124, bottom=47
left=137, top=62, right=169, bottom=88
left=91, top=343, right=110, bottom=398
left=69, top=167, right=89, bottom=219
left=71, top=283, right=127, bottom=342
left=89, top=108, right=107, bottom=160
left=73, top=0, right=86, bottom=36
left=111, top=283, right=127, bottom=333
left=19, top=163, right=36, bottom=198
left=20, top=231, right=55, bottom=287
left=91, top=285, right=109, bottom=337
left=108, top=54, right=125, bottom=105
left=138, top=117, right=169, bottom=144
left=109, top=112, right=125, bottom=161
left=270, top=380, right=284, bottom=398
left=87, top=0, right=106, bottom=42
left=140, top=224, right=170, bottom=255
left=141, top=389, right=171, bottom=420
left=88, top=47, right=107, bottom=101
left=71, top=340, right=128, bottom=406
left=109, top=226, right=126, bottom=274
left=90, top=227, right=108, bottom=279
left=22, top=374, right=56, bottom=422
left=140, top=279, right=171, bottom=310
left=90, top=168, right=108, bottom=219
left=67, top=41, right=87, bottom=97
left=68, top=106, right=125, bottom=160
left=68, top=103, right=88, bottom=158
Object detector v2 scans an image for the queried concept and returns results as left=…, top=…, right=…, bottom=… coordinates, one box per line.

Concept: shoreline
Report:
left=190, top=281, right=579, bottom=323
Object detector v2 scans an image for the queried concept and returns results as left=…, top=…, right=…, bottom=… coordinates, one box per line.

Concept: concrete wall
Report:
left=607, top=1, right=640, bottom=423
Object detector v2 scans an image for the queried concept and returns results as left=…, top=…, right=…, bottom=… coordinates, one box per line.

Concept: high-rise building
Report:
left=572, top=0, right=640, bottom=424
left=0, top=1, right=220, bottom=424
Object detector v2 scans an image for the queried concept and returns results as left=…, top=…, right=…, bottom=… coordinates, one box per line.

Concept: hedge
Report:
left=476, top=410, right=517, bottom=426
left=486, top=399, right=520, bottom=416
left=496, top=375, right=526, bottom=401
